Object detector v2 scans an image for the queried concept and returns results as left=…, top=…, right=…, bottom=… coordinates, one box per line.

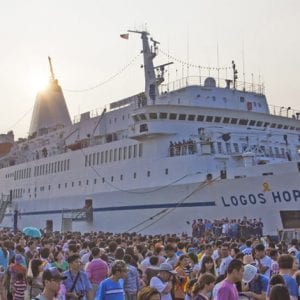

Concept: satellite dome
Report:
left=204, top=77, right=216, bottom=88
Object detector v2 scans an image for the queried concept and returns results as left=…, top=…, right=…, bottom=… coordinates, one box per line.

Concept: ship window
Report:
left=57, top=162, right=60, bottom=172
left=63, top=160, right=67, bottom=171
left=149, top=113, right=157, bottom=119
left=147, top=171, right=151, bottom=177
left=93, top=178, right=96, bottom=184
left=67, top=159, right=70, bottom=170
left=206, top=116, right=213, bottom=122
left=212, top=96, right=216, bottom=101
left=114, top=149, right=117, bottom=161
left=239, top=119, right=248, bottom=125
left=188, top=115, right=195, bottom=121
left=133, top=172, right=137, bottom=179
left=231, top=118, right=238, bottom=124
left=85, top=155, right=88, bottom=167
left=58, top=184, right=61, bottom=189
left=101, top=152, right=104, bottom=164
left=283, top=125, right=289, bottom=129
left=118, top=148, right=122, bottom=160
left=270, top=123, right=276, bottom=128
left=226, top=142, right=232, bottom=154
left=97, top=152, right=100, bottom=165
left=109, top=150, right=113, bottom=162
left=254, top=102, right=257, bottom=107
left=65, top=183, right=67, bottom=188
left=120, top=174, right=123, bottom=180
left=264, top=122, right=270, bottom=127
left=140, top=113, right=147, bottom=120
left=165, top=168, right=169, bottom=175
left=275, top=147, right=280, bottom=157
left=258, top=103, right=262, bottom=107
left=140, top=124, right=148, bottom=132
left=88, top=154, right=92, bottom=166
left=159, top=112, right=168, bottom=119
left=133, top=144, right=137, bottom=158
left=102, top=177, right=105, bottom=183
left=123, top=147, right=127, bottom=159
left=169, top=113, right=177, bottom=120
left=133, top=115, right=139, bottom=122
left=217, top=142, right=222, bottom=153
left=296, top=127, right=300, bottom=131
left=223, top=117, right=230, bottom=124
left=105, top=150, right=108, bottom=163
left=277, top=124, right=283, bottom=129
left=214, top=116, right=222, bottom=123
left=78, top=181, right=81, bottom=186
left=139, top=144, right=143, bottom=157
left=290, top=126, right=295, bottom=130
left=233, top=143, right=239, bottom=153
left=86, top=180, right=89, bottom=185
left=128, top=145, right=132, bottom=159
left=240, top=96, right=245, bottom=103
left=256, top=121, right=263, bottom=127
left=93, top=153, right=96, bottom=165
left=179, top=114, right=186, bottom=120
left=72, top=182, right=74, bottom=187
left=197, top=115, right=205, bottom=121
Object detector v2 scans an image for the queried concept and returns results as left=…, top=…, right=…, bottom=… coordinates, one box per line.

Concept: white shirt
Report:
left=256, top=255, right=272, bottom=278
left=219, top=256, right=233, bottom=276
left=150, top=276, right=172, bottom=300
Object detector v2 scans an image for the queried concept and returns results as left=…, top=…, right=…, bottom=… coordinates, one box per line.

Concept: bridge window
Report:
left=256, top=121, right=263, bottom=127
left=179, top=114, right=186, bottom=121
left=169, top=113, right=177, bottom=120
left=140, top=113, right=147, bottom=120
left=159, top=112, right=168, bottom=119
left=239, top=119, right=248, bottom=125
left=223, top=117, right=230, bottom=124
left=149, top=113, right=157, bottom=119
left=277, top=124, right=283, bottom=129
left=249, top=120, right=256, bottom=126
left=188, top=115, right=195, bottom=121
left=197, top=115, right=205, bottom=121
left=214, top=116, right=222, bottom=123
left=206, top=116, right=213, bottom=122
left=231, top=118, right=238, bottom=124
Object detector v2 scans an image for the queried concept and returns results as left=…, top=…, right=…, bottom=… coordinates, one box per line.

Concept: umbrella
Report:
left=22, top=226, right=42, bottom=238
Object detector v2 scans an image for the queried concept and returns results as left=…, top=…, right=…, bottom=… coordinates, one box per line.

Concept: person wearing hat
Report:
left=36, top=267, right=67, bottom=300
left=241, top=264, right=268, bottom=300
left=63, top=254, right=93, bottom=300
left=149, top=263, right=177, bottom=300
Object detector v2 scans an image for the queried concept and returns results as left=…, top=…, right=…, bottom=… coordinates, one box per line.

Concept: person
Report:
left=9, top=254, right=27, bottom=296
left=95, top=260, right=128, bottom=300
left=191, top=273, right=215, bottom=300
left=278, top=254, right=298, bottom=300
left=242, top=264, right=268, bottom=300
left=150, top=263, right=177, bottom=300
left=143, top=256, right=160, bottom=285
left=63, top=254, right=93, bottom=300
left=35, top=267, right=67, bottom=300
left=254, top=244, right=272, bottom=278
left=86, top=247, right=109, bottom=298
left=12, top=272, right=27, bottom=300
left=218, top=243, right=233, bottom=276
left=198, top=256, right=216, bottom=277
left=164, top=245, right=178, bottom=268
left=0, top=265, right=6, bottom=300
left=51, top=250, right=69, bottom=272
left=269, top=284, right=290, bottom=300
left=137, top=286, right=161, bottom=300
left=27, top=259, right=44, bottom=299
left=174, top=254, right=191, bottom=300
left=124, top=254, right=140, bottom=300
left=216, top=259, right=244, bottom=300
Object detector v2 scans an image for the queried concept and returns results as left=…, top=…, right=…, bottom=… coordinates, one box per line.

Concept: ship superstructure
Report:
left=0, top=31, right=299, bottom=234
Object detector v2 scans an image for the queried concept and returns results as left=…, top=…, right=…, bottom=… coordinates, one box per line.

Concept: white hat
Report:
left=159, top=263, right=177, bottom=275
left=243, top=264, right=257, bottom=283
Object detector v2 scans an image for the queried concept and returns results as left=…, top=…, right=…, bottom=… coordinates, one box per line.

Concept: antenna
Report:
left=217, top=42, right=220, bottom=87
left=242, top=42, right=245, bottom=91
left=48, top=56, right=55, bottom=81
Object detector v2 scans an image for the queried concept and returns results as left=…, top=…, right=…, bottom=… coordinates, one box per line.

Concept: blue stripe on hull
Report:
left=6, top=201, right=216, bottom=216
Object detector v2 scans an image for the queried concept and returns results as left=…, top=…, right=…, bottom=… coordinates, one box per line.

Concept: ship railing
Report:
left=268, top=104, right=300, bottom=119
left=158, top=76, right=265, bottom=95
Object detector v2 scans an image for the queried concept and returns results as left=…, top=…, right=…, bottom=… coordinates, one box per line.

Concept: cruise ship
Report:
left=0, top=30, right=299, bottom=235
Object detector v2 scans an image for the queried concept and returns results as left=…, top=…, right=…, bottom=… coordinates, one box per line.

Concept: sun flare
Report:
left=28, top=71, right=49, bottom=94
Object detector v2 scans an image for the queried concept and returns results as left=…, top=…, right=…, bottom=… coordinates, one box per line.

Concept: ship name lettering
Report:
left=272, top=190, right=300, bottom=203
left=221, top=193, right=266, bottom=207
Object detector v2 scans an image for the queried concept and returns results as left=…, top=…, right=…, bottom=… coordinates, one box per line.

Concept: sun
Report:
left=28, top=70, right=50, bottom=94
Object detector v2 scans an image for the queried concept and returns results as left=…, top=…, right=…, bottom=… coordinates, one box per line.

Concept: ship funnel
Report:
left=28, top=58, right=71, bottom=137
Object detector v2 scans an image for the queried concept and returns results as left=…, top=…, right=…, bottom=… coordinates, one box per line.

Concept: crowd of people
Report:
left=191, top=218, right=264, bottom=239
left=0, top=227, right=299, bottom=300
left=169, top=140, right=197, bottom=157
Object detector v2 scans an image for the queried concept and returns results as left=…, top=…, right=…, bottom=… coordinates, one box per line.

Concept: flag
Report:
left=120, top=33, right=129, bottom=40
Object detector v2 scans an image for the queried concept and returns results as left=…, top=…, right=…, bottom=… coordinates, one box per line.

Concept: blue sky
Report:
left=0, top=0, right=299, bottom=138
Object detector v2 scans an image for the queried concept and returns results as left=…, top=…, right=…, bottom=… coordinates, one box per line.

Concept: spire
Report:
left=29, top=58, right=71, bottom=137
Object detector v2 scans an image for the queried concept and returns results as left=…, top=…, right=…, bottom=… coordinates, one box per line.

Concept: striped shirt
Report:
left=95, top=277, right=125, bottom=300
left=13, top=280, right=27, bottom=300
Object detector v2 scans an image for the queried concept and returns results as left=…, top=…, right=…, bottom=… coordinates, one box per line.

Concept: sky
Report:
left=0, top=0, right=299, bottom=138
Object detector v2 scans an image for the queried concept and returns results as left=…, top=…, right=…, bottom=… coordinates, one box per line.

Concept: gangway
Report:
left=0, top=192, right=12, bottom=224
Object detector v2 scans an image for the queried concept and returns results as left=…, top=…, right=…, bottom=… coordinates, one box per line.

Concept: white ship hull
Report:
left=3, top=163, right=299, bottom=235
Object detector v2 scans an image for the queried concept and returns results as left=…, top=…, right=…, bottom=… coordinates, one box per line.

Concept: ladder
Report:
left=0, top=194, right=12, bottom=224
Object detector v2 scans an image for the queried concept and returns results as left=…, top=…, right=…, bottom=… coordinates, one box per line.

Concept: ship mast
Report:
left=48, top=56, right=56, bottom=83
left=128, top=30, right=159, bottom=104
